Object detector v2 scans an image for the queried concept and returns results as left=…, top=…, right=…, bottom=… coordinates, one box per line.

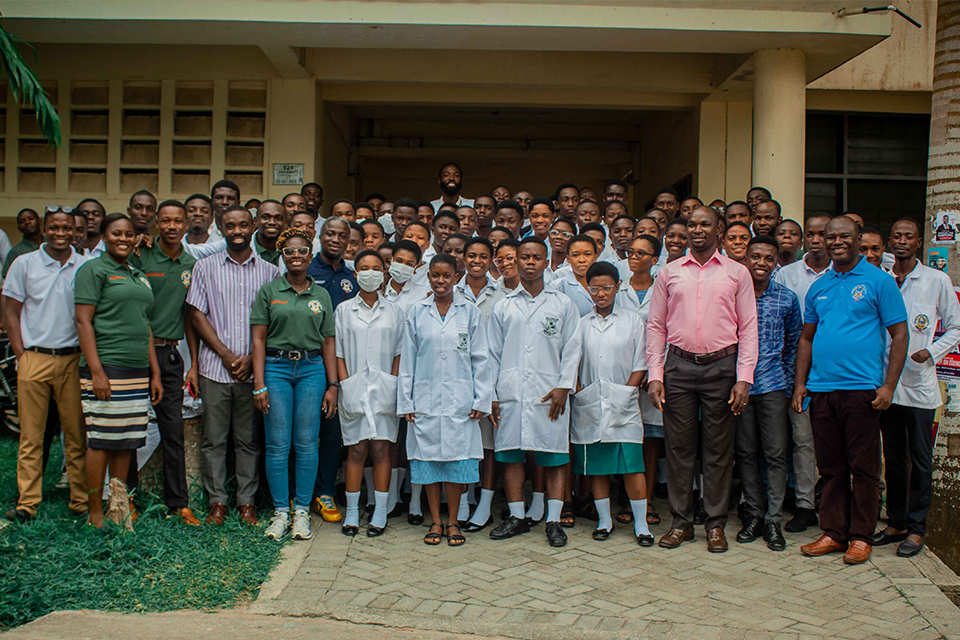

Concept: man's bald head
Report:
left=692, top=205, right=720, bottom=224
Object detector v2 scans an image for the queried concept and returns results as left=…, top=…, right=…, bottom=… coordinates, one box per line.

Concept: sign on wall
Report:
left=272, top=163, right=304, bottom=186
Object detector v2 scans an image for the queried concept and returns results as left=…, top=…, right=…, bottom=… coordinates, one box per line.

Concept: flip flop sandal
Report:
left=446, top=523, right=466, bottom=547
left=646, top=507, right=661, bottom=526
left=424, top=522, right=443, bottom=545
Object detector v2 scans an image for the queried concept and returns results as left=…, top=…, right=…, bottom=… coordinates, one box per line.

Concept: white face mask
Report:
left=389, top=261, right=415, bottom=284
left=357, top=270, right=384, bottom=292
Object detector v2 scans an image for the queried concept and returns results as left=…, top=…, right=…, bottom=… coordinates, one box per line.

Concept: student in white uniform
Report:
left=873, top=218, right=960, bottom=557
left=546, top=218, right=576, bottom=281
left=401, top=221, right=433, bottom=286
left=456, top=237, right=506, bottom=531
left=580, top=222, right=619, bottom=264
left=488, top=237, right=582, bottom=548
left=549, top=235, right=599, bottom=317
left=336, top=250, right=404, bottom=538
left=572, top=261, right=653, bottom=545
left=494, top=239, right=522, bottom=292
left=398, top=254, right=492, bottom=547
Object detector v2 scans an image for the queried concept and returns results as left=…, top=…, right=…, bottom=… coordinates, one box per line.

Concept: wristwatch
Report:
left=329, top=381, right=340, bottom=388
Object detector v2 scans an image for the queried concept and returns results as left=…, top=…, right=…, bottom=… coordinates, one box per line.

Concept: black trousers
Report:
left=880, top=403, right=936, bottom=536
left=152, top=345, right=190, bottom=509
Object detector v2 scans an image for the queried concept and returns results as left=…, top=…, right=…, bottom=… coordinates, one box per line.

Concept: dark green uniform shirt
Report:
left=130, top=240, right=197, bottom=341
left=2, top=238, right=40, bottom=277
left=250, top=276, right=335, bottom=351
left=253, top=234, right=281, bottom=266
left=74, top=253, right=155, bottom=369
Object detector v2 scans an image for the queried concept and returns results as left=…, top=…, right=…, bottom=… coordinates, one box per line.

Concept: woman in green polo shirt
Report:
left=252, top=228, right=339, bottom=542
left=75, top=213, right=163, bottom=530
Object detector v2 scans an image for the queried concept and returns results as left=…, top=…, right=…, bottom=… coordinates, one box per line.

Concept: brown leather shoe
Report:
left=178, top=507, right=201, bottom=527
left=205, top=503, right=227, bottom=526
left=843, top=540, right=872, bottom=565
left=800, top=534, right=848, bottom=557
left=658, top=528, right=695, bottom=549
left=238, top=504, right=259, bottom=526
left=706, top=527, right=728, bottom=553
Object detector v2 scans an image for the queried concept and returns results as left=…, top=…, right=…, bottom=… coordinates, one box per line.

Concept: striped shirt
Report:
left=186, top=249, right=280, bottom=383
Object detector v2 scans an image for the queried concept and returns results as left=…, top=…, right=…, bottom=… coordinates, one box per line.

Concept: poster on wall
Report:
left=928, top=247, right=949, bottom=272
left=934, top=210, right=960, bottom=243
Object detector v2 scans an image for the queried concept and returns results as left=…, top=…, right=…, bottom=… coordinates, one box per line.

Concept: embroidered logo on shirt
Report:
left=915, top=314, right=930, bottom=331
left=457, top=332, right=468, bottom=352
left=308, top=299, right=322, bottom=314
left=851, top=284, right=866, bottom=301
left=543, top=316, right=559, bottom=337
left=139, top=277, right=152, bottom=289
left=181, top=271, right=191, bottom=288
left=341, top=279, right=354, bottom=294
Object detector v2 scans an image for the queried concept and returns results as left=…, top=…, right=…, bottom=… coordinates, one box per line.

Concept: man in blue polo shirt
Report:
left=306, top=216, right=358, bottom=524
left=792, top=215, right=908, bottom=565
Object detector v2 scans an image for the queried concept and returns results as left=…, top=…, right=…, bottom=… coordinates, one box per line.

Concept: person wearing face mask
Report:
left=251, top=228, right=339, bottom=542
left=335, top=250, right=404, bottom=537
left=385, top=240, right=431, bottom=317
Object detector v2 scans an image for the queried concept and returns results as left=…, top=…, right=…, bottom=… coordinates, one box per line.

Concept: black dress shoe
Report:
left=764, top=521, right=786, bottom=551
left=489, top=515, right=530, bottom=540
left=784, top=507, right=819, bottom=533
left=4, top=508, right=33, bottom=523
left=545, top=521, right=567, bottom=547
left=736, top=516, right=762, bottom=543
left=462, top=516, right=493, bottom=533
left=341, top=524, right=359, bottom=537
left=897, top=538, right=924, bottom=558
left=592, top=525, right=613, bottom=541
left=407, top=513, right=424, bottom=526
left=637, top=533, right=655, bottom=547
left=872, top=530, right=908, bottom=546
left=387, top=502, right=407, bottom=518
left=366, top=524, right=385, bottom=537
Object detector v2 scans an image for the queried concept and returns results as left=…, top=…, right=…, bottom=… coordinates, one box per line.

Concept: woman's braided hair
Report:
left=276, top=227, right=313, bottom=249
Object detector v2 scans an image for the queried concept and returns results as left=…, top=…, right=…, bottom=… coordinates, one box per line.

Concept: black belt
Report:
left=266, top=348, right=322, bottom=361
left=668, top=344, right=737, bottom=365
left=30, top=346, right=81, bottom=357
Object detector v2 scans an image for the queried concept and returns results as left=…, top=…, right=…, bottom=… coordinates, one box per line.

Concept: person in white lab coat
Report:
left=336, top=250, right=404, bottom=538
left=580, top=222, right=619, bottom=264
left=572, top=261, right=653, bottom=545
left=488, top=237, right=582, bottom=548
left=456, top=237, right=506, bottom=532
left=549, top=235, right=599, bottom=317
left=546, top=218, right=576, bottom=277
left=397, top=254, right=492, bottom=547
left=874, top=218, right=960, bottom=557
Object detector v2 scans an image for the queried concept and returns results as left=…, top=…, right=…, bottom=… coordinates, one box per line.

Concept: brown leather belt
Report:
left=668, top=344, right=737, bottom=365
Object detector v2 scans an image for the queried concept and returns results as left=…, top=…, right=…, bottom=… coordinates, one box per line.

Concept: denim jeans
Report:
left=263, top=356, right=326, bottom=511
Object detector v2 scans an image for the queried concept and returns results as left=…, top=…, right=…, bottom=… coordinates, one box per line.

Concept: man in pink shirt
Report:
left=647, top=205, right=759, bottom=553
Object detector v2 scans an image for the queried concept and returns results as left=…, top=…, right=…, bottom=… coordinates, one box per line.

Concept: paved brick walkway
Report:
left=251, top=500, right=960, bottom=639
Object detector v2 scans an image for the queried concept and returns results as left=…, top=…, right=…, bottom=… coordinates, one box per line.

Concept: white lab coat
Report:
left=385, top=279, right=431, bottom=317
left=616, top=278, right=662, bottom=427
left=891, top=261, right=960, bottom=409
left=397, top=294, right=492, bottom=462
left=548, top=270, right=595, bottom=317
left=571, top=307, right=645, bottom=445
left=489, top=286, right=582, bottom=453
left=335, top=294, right=405, bottom=445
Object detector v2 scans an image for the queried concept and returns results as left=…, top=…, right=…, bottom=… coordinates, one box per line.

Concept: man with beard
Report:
left=187, top=206, right=280, bottom=526
left=183, top=194, right=227, bottom=260
left=77, top=198, right=105, bottom=253
left=301, top=182, right=324, bottom=218
left=252, top=200, right=287, bottom=265
left=430, top=163, right=474, bottom=212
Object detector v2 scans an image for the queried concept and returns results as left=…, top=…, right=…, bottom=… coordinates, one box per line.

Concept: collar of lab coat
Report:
left=419, top=291, right=469, bottom=322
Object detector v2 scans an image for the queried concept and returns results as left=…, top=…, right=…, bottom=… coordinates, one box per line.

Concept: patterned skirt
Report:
left=80, top=365, right=150, bottom=450
left=409, top=459, right=481, bottom=485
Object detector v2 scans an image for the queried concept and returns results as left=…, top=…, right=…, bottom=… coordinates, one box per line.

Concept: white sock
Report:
left=345, top=491, right=361, bottom=528
left=546, top=499, right=563, bottom=524
left=466, top=482, right=477, bottom=505
left=387, top=468, right=399, bottom=510
left=508, top=501, right=525, bottom=519
left=525, top=492, right=545, bottom=521
left=595, top=497, right=612, bottom=531
left=470, top=488, right=494, bottom=525
left=631, top=499, right=651, bottom=537
left=363, top=468, right=375, bottom=506
left=371, top=491, right=389, bottom=529
left=409, top=483, right=423, bottom=515
left=457, top=495, right=470, bottom=522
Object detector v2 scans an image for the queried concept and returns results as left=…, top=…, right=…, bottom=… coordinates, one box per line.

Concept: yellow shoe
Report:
left=313, top=495, right=343, bottom=523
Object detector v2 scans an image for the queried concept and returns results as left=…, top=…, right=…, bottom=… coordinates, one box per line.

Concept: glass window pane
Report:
left=806, top=113, right=843, bottom=174
left=846, top=179, right=926, bottom=237
left=805, top=178, right=842, bottom=218
left=847, top=115, right=929, bottom=177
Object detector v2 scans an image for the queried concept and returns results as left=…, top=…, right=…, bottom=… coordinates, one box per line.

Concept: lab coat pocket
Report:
left=601, top=381, right=643, bottom=443
left=496, top=369, right=521, bottom=403
left=338, top=374, right=366, bottom=423
left=570, top=381, right=601, bottom=444
left=372, top=372, right=399, bottom=416
left=413, top=380, right=436, bottom=416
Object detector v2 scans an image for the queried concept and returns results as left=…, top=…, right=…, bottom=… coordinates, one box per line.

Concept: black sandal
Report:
left=646, top=506, right=661, bottom=526
left=424, top=522, right=443, bottom=545
left=446, top=523, right=466, bottom=547
left=560, top=502, right=576, bottom=528
left=616, top=508, right=634, bottom=524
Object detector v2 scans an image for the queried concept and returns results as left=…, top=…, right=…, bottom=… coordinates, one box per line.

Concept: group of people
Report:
left=2, top=163, right=955, bottom=565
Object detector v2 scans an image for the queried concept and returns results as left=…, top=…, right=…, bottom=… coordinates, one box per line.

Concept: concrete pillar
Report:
left=926, top=0, right=960, bottom=574
left=752, top=49, right=806, bottom=222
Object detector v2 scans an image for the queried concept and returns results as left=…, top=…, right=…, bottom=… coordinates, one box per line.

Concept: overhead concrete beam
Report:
left=259, top=45, right=310, bottom=79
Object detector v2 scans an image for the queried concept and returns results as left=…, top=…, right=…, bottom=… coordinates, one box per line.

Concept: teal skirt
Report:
left=572, top=442, right=644, bottom=476
left=409, top=459, right=480, bottom=484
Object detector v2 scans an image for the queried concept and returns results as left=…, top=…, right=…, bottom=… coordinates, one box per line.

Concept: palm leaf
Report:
left=0, top=22, right=61, bottom=147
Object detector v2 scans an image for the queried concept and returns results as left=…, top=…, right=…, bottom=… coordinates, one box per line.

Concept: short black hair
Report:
left=860, top=226, right=883, bottom=238
left=364, top=192, right=386, bottom=202
left=774, top=219, right=802, bottom=233
left=488, top=226, right=516, bottom=240
left=579, top=222, right=607, bottom=238
left=665, top=217, right=688, bottom=232
left=636, top=233, right=662, bottom=257
left=394, top=197, right=419, bottom=211
left=724, top=221, right=751, bottom=235
left=443, top=233, right=469, bottom=248
left=257, top=198, right=283, bottom=209
left=727, top=200, right=750, bottom=211
left=433, top=211, right=461, bottom=228
left=604, top=200, right=628, bottom=214
left=438, top=162, right=463, bottom=177
left=129, top=189, right=156, bottom=206
left=101, top=212, right=132, bottom=235
left=378, top=241, right=397, bottom=254
left=586, top=261, right=620, bottom=283
left=606, top=179, right=628, bottom=190
left=361, top=219, right=385, bottom=235
left=403, top=220, right=431, bottom=237
left=331, top=198, right=355, bottom=210
left=554, top=183, right=579, bottom=198
left=568, top=233, right=598, bottom=253
left=611, top=214, right=635, bottom=227
left=748, top=186, right=772, bottom=199
left=464, top=236, right=494, bottom=255
left=680, top=196, right=703, bottom=206
left=429, top=253, right=458, bottom=272
left=76, top=197, right=105, bottom=212
left=496, top=238, right=520, bottom=253
left=757, top=199, right=782, bottom=215
left=417, top=200, right=436, bottom=214
left=805, top=212, right=833, bottom=224
left=212, top=179, right=240, bottom=197
left=437, top=202, right=458, bottom=212
left=655, top=187, right=679, bottom=199
left=355, top=202, right=375, bottom=216
left=348, top=221, right=365, bottom=237
left=551, top=217, right=577, bottom=233
left=495, top=200, right=523, bottom=216
left=576, top=199, right=600, bottom=209
left=222, top=204, right=253, bottom=223
left=157, top=199, right=186, bottom=214
left=353, top=248, right=385, bottom=269
left=518, top=236, right=548, bottom=252
left=493, top=184, right=511, bottom=193
left=282, top=192, right=303, bottom=203
left=393, top=239, right=423, bottom=263
left=892, top=216, right=923, bottom=235
left=185, top=193, right=213, bottom=207
left=301, top=182, right=323, bottom=195
left=529, top=197, right=555, bottom=214
left=748, top=234, right=779, bottom=252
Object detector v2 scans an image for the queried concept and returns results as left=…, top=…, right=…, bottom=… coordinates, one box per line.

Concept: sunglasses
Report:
left=46, top=205, right=75, bottom=214
left=281, top=246, right=311, bottom=257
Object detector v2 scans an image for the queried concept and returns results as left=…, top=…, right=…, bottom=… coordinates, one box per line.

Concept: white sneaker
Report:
left=291, top=509, right=312, bottom=540
left=265, top=511, right=290, bottom=540
left=55, top=471, right=69, bottom=490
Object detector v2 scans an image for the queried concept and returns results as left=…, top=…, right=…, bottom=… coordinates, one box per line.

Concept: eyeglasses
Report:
left=625, top=249, right=655, bottom=259
left=587, top=285, right=617, bottom=294
left=46, top=205, right=74, bottom=214
left=281, top=246, right=311, bottom=257
left=549, top=230, right=574, bottom=239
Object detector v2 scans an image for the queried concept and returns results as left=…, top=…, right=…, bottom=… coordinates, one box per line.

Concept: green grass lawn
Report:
left=0, top=433, right=282, bottom=629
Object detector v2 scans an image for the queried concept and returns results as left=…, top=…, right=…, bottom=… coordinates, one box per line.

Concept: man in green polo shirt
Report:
left=130, top=199, right=201, bottom=526
left=2, top=207, right=42, bottom=277
left=253, top=200, right=287, bottom=265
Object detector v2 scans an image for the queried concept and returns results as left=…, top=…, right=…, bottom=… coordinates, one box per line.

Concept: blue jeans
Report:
left=263, top=356, right=326, bottom=511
